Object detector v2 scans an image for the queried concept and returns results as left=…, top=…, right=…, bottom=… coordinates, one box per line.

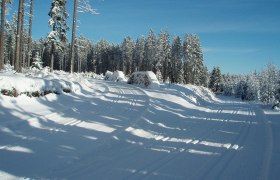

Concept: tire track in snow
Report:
left=256, top=105, right=273, bottom=180
left=52, top=82, right=152, bottom=179
left=198, top=104, right=255, bottom=180
left=121, top=94, right=240, bottom=179
left=130, top=102, right=250, bottom=179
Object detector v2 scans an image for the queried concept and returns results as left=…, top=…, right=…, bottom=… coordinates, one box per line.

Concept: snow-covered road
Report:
left=0, top=79, right=279, bottom=180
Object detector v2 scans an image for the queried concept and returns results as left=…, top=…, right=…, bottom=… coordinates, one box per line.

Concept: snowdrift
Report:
left=0, top=68, right=91, bottom=97
left=163, top=83, right=222, bottom=105
left=127, top=71, right=160, bottom=89
left=104, top=70, right=127, bottom=82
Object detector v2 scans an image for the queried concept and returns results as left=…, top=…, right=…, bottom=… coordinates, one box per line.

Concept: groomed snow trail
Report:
left=0, top=80, right=279, bottom=180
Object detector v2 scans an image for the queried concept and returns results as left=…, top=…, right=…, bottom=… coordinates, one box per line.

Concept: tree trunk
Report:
left=15, top=0, right=24, bottom=72
left=70, top=0, right=78, bottom=73
left=50, top=42, right=54, bottom=72
left=27, top=0, right=34, bottom=67
left=0, top=0, right=6, bottom=70
left=20, top=3, right=25, bottom=70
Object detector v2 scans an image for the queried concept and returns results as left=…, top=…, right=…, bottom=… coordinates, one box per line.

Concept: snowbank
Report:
left=0, top=68, right=92, bottom=97
left=127, top=71, right=160, bottom=89
left=163, top=83, right=221, bottom=105
left=186, top=84, right=222, bottom=103
left=104, top=70, right=127, bottom=82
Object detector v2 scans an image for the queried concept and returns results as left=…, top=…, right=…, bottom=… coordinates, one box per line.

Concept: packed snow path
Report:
left=0, top=80, right=279, bottom=180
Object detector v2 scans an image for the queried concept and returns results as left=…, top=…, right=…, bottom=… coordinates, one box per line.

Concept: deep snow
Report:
left=0, top=71, right=280, bottom=180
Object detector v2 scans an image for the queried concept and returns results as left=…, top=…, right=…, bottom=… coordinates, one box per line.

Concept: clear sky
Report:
left=9, top=0, right=280, bottom=74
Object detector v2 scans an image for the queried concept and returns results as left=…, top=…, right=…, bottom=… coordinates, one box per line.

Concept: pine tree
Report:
left=200, top=65, right=209, bottom=87
left=276, top=70, right=280, bottom=100
left=70, top=0, right=97, bottom=73
left=191, top=35, right=204, bottom=85
left=70, top=0, right=78, bottom=73
left=47, top=0, right=69, bottom=72
left=133, top=36, right=145, bottom=71
left=112, top=44, right=122, bottom=71
left=209, top=66, right=222, bottom=92
left=182, top=34, right=192, bottom=84
left=223, top=73, right=237, bottom=96
left=143, top=30, right=157, bottom=71
left=182, top=34, right=206, bottom=85
left=157, top=31, right=171, bottom=82
left=0, top=0, right=12, bottom=70
left=31, top=51, right=43, bottom=69
left=121, top=36, right=133, bottom=75
left=244, top=72, right=260, bottom=101
left=94, top=39, right=109, bottom=74
left=14, top=0, right=24, bottom=72
left=75, top=35, right=92, bottom=72
left=27, top=0, right=34, bottom=68
left=259, top=63, right=279, bottom=104
left=170, top=36, right=183, bottom=83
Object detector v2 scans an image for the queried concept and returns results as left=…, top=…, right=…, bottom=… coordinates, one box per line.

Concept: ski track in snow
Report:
left=0, top=79, right=279, bottom=180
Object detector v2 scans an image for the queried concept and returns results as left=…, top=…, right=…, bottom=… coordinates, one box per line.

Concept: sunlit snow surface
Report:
left=0, top=70, right=279, bottom=180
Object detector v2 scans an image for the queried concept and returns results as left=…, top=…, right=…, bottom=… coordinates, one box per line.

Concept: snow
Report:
left=128, top=71, right=160, bottom=89
left=1, top=70, right=280, bottom=180
left=104, top=70, right=127, bottom=82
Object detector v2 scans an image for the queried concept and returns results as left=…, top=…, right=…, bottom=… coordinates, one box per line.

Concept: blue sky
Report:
left=9, top=0, right=280, bottom=74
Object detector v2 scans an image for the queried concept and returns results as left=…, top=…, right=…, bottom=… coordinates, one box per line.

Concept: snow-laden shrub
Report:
left=31, top=52, right=43, bottom=70
left=0, top=64, right=15, bottom=74
left=272, top=100, right=280, bottom=110
left=127, top=71, right=160, bottom=89
left=104, top=70, right=127, bottom=82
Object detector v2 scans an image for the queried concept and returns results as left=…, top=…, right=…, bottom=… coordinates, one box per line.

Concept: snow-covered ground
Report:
left=0, top=71, right=280, bottom=180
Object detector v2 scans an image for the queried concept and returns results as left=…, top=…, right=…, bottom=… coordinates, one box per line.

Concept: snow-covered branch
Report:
left=78, top=0, right=99, bottom=15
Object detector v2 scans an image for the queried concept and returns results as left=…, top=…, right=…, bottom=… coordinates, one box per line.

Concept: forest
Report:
left=0, top=0, right=280, bottom=104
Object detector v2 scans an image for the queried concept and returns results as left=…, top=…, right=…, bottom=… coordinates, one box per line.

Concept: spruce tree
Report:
left=191, top=35, right=204, bottom=85
left=31, top=51, right=43, bottom=69
left=27, top=0, right=34, bottom=68
left=70, top=0, right=97, bottom=73
left=0, top=0, right=12, bottom=70
left=259, top=63, right=279, bottom=103
left=209, top=66, right=222, bottom=92
left=47, top=0, right=69, bottom=72
left=134, top=36, right=145, bottom=71
left=170, top=36, right=183, bottom=83
left=14, top=0, right=24, bottom=72
left=157, top=31, right=171, bottom=82
left=143, top=30, right=157, bottom=72
left=183, top=34, right=192, bottom=84
left=121, top=36, right=133, bottom=75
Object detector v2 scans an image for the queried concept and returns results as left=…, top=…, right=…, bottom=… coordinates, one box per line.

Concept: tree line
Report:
left=42, top=30, right=208, bottom=86
left=208, top=64, right=280, bottom=104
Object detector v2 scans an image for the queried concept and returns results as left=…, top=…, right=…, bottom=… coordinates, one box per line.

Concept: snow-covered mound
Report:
left=127, top=71, right=160, bottom=89
left=0, top=68, right=91, bottom=97
left=104, top=70, right=127, bottom=82
left=163, top=83, right=221, bottom=105
left=186, top=84, right=221, bottom=103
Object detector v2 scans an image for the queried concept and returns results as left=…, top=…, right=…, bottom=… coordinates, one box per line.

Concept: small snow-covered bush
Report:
left=104, top=70, right=127, bottom=82
left=127, top=71, right=160, bottom=89
left=31, top=52, right=43, bottom=70
left=272, top=100, right=280, bottom=110
left=0, top=64, right=15, bottom=74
